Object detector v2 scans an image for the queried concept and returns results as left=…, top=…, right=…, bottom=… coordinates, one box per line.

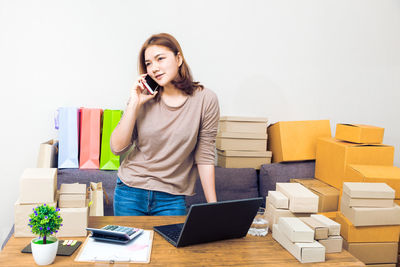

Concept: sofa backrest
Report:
left=185, top=167, right=259, bottom=208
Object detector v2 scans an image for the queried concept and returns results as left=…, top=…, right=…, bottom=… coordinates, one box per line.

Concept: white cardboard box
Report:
left=272, top=224, right=325, bottom=263
left=14, top=200, right=57, bottom=237
left=318, top=236, right=343, bottom=253
left=59, top=183, right=87, bottom=208
left=310, top=214, right=341, bottom=236
left=340, top=198, right=400, bottom=226
left=278, top=217, right=314, bottom=243
left=343, top=182, right=395, bottom=199
left=56, top=206, right=88, bottom=237
left=265, top=198, right=310, bottom=228
left=276, top=183, right=319, bottom=213
left=19, top=168, right=57, bottom=204
left=299, top=217, right=329, bottom=240
left=341, top=192, right=394, bottom=208
left=268, top=191, right=289, bottom=209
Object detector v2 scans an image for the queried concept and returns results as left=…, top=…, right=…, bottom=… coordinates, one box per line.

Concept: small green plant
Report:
left=28, top=204, right=63, bottom=244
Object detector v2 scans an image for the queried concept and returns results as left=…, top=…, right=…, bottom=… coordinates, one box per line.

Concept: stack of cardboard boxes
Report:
left=313, top=123, right=400, bottom=265
left=266, top=183, right=317, bottom=228
left=268, top=182, right=343, bottom=262
left=14, top=168, right=57, bottom=237
left=216, top=116, right=271, bottom=169
left=57, top=183, right=89, bottom=237
left=337, top=182, right=400, bottom=265
left=14, top=168, right=88, bottom=238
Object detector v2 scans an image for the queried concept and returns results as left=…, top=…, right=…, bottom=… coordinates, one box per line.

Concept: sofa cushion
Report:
left=259, top=161, right=316, bottom=207
left=185, top=167, right=259, bottom=208
left=57, top=169, right=117, bottom=216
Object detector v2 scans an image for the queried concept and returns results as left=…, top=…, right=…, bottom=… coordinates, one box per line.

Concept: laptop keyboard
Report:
left=159, top=223, right=184, bottom=242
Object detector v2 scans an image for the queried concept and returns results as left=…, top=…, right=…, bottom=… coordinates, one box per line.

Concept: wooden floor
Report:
left=0, top=216, right=365, bottom=266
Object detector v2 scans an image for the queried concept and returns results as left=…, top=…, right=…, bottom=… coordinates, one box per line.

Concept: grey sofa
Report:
left=57, top=161, right=316, bottom=215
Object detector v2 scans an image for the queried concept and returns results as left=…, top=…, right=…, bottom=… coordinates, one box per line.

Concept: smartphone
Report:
left=142, top=75, right=159, bottom=95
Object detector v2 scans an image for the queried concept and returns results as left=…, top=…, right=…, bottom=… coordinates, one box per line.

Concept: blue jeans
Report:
left=114, top=177, right=187, bottom=216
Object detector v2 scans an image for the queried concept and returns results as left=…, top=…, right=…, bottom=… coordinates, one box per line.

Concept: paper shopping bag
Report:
left=100, top=110, right=122, bottom=170
left=89, top=182, right=107, bottom=216
left=37, top=139, right=58, bottom=168
left=57, top=107, right=80, bottom=168
left=80, top=108, right=102, bottom=169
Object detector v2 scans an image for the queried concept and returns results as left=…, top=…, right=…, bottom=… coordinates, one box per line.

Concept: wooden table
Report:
left=0, top=216, right=364, bottom=266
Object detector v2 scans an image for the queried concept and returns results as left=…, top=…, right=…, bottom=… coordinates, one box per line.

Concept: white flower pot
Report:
left=31, top=236, right=58, bottom=265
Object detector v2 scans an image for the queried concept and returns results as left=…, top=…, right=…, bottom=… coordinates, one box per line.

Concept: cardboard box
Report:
left=218, top=116, right=268, bottom=133
left=276, top=183, right=319, bottom=213
left=14, top=200, right=57, bottom=237
left=272, top=224, right=325, bottom=263
left=345, top=165, right=400, bottom=199
left=37, top=139, right=58, bottom=168
left=341, top=192, right=394, bottom=208
left=299, top=217, right=329, bottom=240
left=343, top=182, right=395, bottom=199
left=310, top=214, right=341, bottom=236
left=19, top=168, right=57, bottom=204
left=318, top=236, right=343, bottom=253
left=217, top=150, right=271, bottom=169
left=341, top=198, right=400, bottom=226
left=291, top=178, right=340, bottom=212
left=59, top=183, right=86, bottom=208
left=336, top=212, right=400, bottom=243
left=267, top=120, right=331, bottom=163
left=317, top=211, right=338, bottom=220
left=268, top=191, right=289, bottom=209
left=56, top=206, right=88, bottom=237
left=216, top=132, right=267, bottom=151
left=315, top=137, right=394, bottom=189
left=335, top=124, right=384, bottom=144
left=265, top=198, right=310, bottom=228
left=278, top=217, right=314, bottom=243
left=343, top=240, right=398, bottom=264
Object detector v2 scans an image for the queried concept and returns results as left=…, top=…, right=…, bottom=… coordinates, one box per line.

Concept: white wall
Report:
left=1, top=0, right=399, bottom=248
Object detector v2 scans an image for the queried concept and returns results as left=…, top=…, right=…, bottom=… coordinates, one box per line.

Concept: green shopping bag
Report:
left=100, top=110, right=123, bottom=170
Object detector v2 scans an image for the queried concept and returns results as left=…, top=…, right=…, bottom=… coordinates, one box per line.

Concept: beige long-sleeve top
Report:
left=111, top=87, right=220, bottom=195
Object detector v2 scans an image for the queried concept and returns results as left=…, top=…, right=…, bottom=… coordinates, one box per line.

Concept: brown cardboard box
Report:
left=19, top=168, right=57, bottom=204
left=56, top=206, right=88, bottom=237
left=345, top=165, right=400, bottom=199
left=37, top=139, right=58, bottom=168
left=343, top=240, right=398, bottom=264
left=216, top=132, right=267, bottom=151
left=291, top=178, right=340, bottom=212
left=315, top=137, right=394, bottom=189
left=336, top=212, right=400, bottom=243
left=335, top=124, right=384, bottom=144
left=217, top=149, right=271, bottom=169
left=318, top=211, right=338, bottom=220
left=267, top=120, right=331, bottom=163
left=218, top=116, right=268, bottom=133
left=14, top=200, right=57, bottom=237
left=299, top=217, right=329, bottom=240
left=59, top=183, right=86, bottom=208
left=341, top=197, right=400, bottom=226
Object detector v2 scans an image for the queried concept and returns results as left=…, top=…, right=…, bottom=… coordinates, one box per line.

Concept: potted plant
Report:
left=28, top=204, right=63, bottom=265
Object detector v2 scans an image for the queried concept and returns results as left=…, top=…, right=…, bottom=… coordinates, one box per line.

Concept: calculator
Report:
left=86, top=225, right=144, bottom=244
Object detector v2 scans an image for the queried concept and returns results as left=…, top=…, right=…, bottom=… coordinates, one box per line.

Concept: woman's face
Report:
left=144, top=45, right=182, bottom=87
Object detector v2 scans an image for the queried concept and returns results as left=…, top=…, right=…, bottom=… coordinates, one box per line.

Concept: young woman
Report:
left=110, top=33, right=220, bottom=216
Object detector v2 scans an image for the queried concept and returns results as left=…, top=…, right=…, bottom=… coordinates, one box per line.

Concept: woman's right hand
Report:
left=129, top=74, right=158, bottom=107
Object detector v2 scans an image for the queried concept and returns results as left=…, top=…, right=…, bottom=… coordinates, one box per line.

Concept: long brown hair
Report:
left=138, top=33, right=203, bottom=98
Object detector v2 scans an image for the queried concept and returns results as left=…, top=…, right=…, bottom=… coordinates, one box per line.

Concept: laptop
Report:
left=153, top=197, right=263, bottom=247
